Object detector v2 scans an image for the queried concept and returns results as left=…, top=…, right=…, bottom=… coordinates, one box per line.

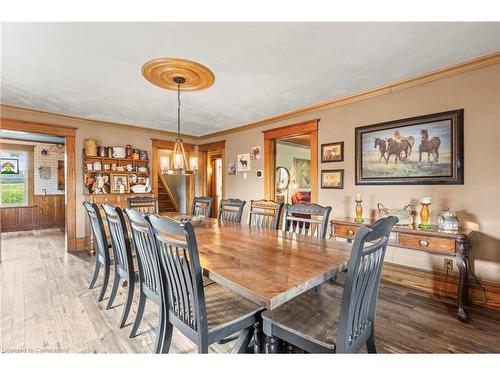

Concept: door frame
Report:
left=198, top=141, right=225, bottom=217
left=262, top=119, right=319, bottom=202
left=0, top=118, right=77, bottom=252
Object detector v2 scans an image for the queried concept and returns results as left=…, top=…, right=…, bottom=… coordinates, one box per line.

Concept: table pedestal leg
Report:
left=265, top=336, right=279, bottom=353
left=253, top=321, right=263, bottom=353
left=456, top=253, right=470, bottom=323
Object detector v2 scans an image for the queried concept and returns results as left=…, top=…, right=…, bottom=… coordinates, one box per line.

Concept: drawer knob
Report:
left=419, top=240, right=429, bottom=247
left=347, top=230, right=354, bottom=235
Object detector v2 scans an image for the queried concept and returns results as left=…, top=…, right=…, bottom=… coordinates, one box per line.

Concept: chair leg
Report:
left=366, top=326, right=377, bottom=353
left=98, top=264, right=110, bottom=302
left=89, top=260, right=100, bottom=289
left=157, top=304, right=173, bottom=354
left=119, top=278, right=135, bottom=328
left=197, top=338, right=209, bottom=354
left=106, top=272, right=120, bottom=309
left=129, top=290, right=147, bottom=338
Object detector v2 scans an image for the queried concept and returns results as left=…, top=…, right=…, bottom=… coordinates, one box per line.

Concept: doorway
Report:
left=263, top=119, right=319, bottom=203
left=198, top=141, right=225, bottom=218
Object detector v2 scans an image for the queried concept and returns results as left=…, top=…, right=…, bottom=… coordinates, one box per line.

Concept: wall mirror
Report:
left=275, top=166, right=291, bottom=193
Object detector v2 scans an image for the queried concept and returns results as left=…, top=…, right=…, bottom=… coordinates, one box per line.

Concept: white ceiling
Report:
left=1, top=22, right=499, bottom=136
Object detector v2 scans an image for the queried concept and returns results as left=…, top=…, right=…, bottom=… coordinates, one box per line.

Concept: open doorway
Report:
left=263, top=119, right=319, bottom=203
left=198, top=141, right=225, bottom=218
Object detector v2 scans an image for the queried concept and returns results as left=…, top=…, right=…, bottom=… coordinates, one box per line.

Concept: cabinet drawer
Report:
left=89, top=195, right=117, bottom=204
left=333, top=224, right=359, bottom=238
left=398, top=233, right=455, bottom=254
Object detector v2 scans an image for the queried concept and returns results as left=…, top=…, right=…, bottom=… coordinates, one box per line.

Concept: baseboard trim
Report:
left=382, top=263, right=500, bottom=311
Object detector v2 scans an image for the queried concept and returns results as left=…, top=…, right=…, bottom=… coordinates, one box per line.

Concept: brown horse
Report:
left=386, top=138, right=411, bottom=164
left=393, top=130, right=415, bottom=159
left=374, top=138, right=388, bottom=162
left=419, top=130, right=441, bottom=162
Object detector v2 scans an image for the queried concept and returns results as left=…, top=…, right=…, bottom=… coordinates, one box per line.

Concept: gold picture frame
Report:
left=110, top=173, right=130, bottom=194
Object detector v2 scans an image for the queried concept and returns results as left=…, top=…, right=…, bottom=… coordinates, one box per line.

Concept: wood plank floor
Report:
left=1, top=229, right=500, bottom=354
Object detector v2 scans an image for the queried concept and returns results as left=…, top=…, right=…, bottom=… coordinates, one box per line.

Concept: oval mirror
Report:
left=275, top=166, right=291, bottom=193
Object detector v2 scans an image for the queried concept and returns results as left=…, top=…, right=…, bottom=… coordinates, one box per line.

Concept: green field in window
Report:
left=1, top=183, right=26, bottom=204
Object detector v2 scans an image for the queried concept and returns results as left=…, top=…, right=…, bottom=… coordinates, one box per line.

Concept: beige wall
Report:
left=0, top=107, right=197, bottom=238
left=201, top=63, right=500, bottom=282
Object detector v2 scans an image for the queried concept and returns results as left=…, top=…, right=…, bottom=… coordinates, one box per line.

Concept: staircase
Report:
left=158, top=174, right=178, bottom=213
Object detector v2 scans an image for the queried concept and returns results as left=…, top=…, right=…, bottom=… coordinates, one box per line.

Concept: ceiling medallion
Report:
left=141, top=57, right=215, bottom=91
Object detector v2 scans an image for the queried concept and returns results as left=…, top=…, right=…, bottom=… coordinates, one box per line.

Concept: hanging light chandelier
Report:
left=142, top=58, right=215, bottom=175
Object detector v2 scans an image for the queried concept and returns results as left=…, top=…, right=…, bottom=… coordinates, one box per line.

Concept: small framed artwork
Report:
left=237, top=153, right=251, bottom=172
left=110, top=173, right=130, bottom=194
left=321, top=169, right=344, bottom=189
left=227, top=162, right=236, bottom=175
left=1, top=158, right=20, bottom=174
left=250, top=146, right=262, bottom=160
left=321, top=142, right=344, bottom=163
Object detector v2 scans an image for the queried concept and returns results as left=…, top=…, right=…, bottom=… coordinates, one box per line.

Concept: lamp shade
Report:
left=160, top=156, right=170, bottom=171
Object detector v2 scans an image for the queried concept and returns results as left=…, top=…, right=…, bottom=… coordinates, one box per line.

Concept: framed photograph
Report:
left=355, top=109, right=464, bottom=185
left=110, top=173, right=130, bottom=193
left=237, top=153, right=251, bottom=172
left=227, top=162, right=236, bottom=175
left=321, top=141, right=344, bottom=162
left=293, top=158, right=311, bottom=188
left=321, top=169, right=344, bottom=189
left=250, top=145, right=262, bottom=160
left=1, top=158, right=19, bottom=174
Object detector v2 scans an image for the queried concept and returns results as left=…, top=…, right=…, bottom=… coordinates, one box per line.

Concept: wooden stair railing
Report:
left=158, top=173, right=179, bottom=213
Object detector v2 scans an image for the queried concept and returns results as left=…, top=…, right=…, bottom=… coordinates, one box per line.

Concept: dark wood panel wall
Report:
left=1, top=194, right=65, bottom=232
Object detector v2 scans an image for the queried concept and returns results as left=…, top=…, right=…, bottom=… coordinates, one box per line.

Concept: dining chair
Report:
left=83, top=201, right=113, bottom=302
left=282, top=203, right=332, bottom=239
left=102, top=204, right=137, bottom=329
left=124, top=208, right=164, bottom=346
left=262, top=216, right=398, bottom=354
left=128, top=196, right=159, bottom=214
left=217, top=198, right=246, bottom=223
left=149, top=215, right=264, bottom=353
left=248, top=199, right=284, bottom=230
left=192, top=196, right=213, bottom=218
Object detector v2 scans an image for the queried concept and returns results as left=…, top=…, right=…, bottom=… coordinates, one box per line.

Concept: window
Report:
left=1, top=149, right=29, bottom=206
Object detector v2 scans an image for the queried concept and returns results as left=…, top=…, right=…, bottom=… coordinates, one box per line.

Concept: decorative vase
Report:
left=418, top=197, right=432, bottom=229
left=355, top=200, right=364, bottom=223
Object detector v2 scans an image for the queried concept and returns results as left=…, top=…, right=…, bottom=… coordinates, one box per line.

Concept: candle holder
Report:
left=355, top=200, right=364, bottom=223
left=418, top=202, right=432, bottom=230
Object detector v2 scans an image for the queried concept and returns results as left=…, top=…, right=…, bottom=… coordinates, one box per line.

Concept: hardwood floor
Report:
left=1, top=229, right=500, bottom=354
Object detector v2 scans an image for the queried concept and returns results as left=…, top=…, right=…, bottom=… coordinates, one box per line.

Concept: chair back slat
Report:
left=125, top=208, right=161, bottom=296
left=336, top=216, right=398, bottom=353
left=192, top=196, right=213, bottom=218
left=128, top=196, right=158, bottom=214
left=83, top=201, right=111, bottom=263
left=102, top=204, right=134, bottom=274
left=248, top=200, right=284, bottom=230
left=149, top=215, right=207, bottom=334
left=282, top=203, right=332, bottom=239
left=217, top=198, right=246, bottom=223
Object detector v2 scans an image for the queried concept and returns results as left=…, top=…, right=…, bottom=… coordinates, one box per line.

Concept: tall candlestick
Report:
left=355, top=199, right=364, bottom=223
left=418, top=199, right=432, bottom=230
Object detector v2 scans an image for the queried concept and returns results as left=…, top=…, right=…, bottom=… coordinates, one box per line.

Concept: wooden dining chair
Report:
left=262, top=216, right=398, bottom=354
left=149, top=215, right=264, bottom=353
left=192, top=196, right=213, bottom=218
left=128, top=196, right=158, bottom=214
left=124, top=208, right=164, bottom=346
left=102, top=204, right=137, bottom=329
left=83, top=201, right=113, bottom=302
left=282, top=203, right=332, bottom=239
left=248, top=199, right=284, bottom=230
left=217, top=198, right=246, bottom=223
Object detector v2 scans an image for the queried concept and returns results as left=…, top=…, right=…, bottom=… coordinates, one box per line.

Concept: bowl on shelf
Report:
left=130, top=184, right=152, bottom=193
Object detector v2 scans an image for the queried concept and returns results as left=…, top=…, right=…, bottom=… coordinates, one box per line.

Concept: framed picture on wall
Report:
left=237, top=153, right=251, bottom=172
left=110, top=173, right=130, bottom=193
left=321, top=169, right=344, bottom=189
left=293, top=158, right=311, bottom=188
left=355, top=109, right=464, bottom=185
left=321, top=141, right=344, bottom=162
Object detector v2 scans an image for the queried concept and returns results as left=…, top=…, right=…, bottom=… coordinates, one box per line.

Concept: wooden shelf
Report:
left=84, top=170, right=149, bottom=175
left=83, top=155, right=148, bottom=162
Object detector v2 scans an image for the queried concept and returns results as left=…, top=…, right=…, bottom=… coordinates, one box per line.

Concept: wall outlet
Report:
left=444, top=258, right=454, bottom=272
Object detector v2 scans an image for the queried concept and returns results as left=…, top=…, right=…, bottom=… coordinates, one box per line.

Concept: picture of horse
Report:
left=355, top=110, right=464, bottom=185
left=237, top=153, right=251, bottom=172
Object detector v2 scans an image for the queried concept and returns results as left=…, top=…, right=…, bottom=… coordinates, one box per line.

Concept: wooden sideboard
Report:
left=330, top=217, right=473, bottom=322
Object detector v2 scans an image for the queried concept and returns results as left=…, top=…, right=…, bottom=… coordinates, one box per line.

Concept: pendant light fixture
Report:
left=142, top=57, right=215, bottom=175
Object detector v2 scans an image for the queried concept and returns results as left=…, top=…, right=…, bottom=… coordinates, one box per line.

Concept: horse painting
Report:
left=419, top=129, right=441, bottom=162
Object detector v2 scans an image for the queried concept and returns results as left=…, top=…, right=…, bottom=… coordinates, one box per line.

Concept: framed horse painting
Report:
left=355, top=109, right=464, bottom=185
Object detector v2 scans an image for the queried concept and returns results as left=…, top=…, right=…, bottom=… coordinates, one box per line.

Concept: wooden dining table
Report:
left=162, top=213, right=352, bottom=352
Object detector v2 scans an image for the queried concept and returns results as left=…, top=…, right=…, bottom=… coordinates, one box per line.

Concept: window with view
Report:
left=1, top=149, right=29, bottom=206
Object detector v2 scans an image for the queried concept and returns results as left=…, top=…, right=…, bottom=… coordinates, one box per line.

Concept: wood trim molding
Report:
left=382, top=263, right=500, bottom=311
left=1, top=118, right=77, bottom=252
left=198, top=140, right=226, bottom=152
left=151, top=138, right=195, bottom=151
left=263, top=119, right=319, bottom=202
left=197, top=51, right=500, bottom=140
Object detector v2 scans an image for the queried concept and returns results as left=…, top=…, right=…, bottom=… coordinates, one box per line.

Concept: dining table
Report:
left=161, top=213, right=353, bottom=353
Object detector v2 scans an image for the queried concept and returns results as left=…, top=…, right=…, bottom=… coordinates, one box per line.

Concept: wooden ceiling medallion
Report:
left=141, top=58, right=215, bottom=91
